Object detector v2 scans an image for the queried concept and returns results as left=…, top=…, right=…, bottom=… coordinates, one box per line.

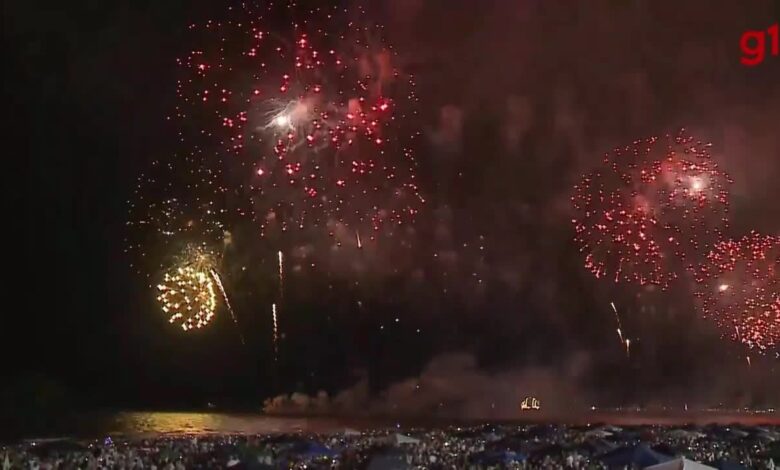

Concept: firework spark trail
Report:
left=610, top=301, right=625, bottom=344
left=609, top=301, right=634, bottom=359
left=275, top=251, right=283, bottom=358
left=272, top=302, right=279, bottom=361
left=277, top=250, right=284, bottom=299
left=356, top=230, right=362, bottom=249
left=210, top=268, right=245, bottom=345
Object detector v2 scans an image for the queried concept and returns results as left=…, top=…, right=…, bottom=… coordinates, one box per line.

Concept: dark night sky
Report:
left=4, top=0, right=780, bottom=414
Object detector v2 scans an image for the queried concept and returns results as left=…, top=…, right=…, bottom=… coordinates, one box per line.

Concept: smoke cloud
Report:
left=264, top=351, right=780, bottom=417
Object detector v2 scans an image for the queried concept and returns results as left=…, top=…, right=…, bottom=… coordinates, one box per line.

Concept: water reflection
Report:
left=114, top=413, right=222, bottom=435
left=109, top=412, right=338, bottom=436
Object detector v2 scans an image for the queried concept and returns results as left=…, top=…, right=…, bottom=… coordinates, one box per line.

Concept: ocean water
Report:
left=13, top=410, right=779, bottom=441
left=11, top=413, right=356, bottom=441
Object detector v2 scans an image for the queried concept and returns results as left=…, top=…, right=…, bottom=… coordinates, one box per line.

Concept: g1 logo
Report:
left=740, top=23, right=778, bottom=66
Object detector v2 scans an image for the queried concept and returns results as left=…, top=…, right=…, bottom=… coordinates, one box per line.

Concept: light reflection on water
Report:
left=109, top=412, right=341, bottom=437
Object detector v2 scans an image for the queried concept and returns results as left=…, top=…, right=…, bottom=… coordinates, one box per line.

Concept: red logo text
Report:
left=740, top=23, right=778, bottom=66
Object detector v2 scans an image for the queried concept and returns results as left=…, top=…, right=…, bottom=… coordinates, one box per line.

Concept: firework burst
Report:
left=156, top=246, right=221, bottom=331
left=572, top=130, right=732, bottom=288
left=128, top=2, right=425, bottom=343
left=694, top=232, right=780, bottom=352
left=174, top=2, right=423, bottom=273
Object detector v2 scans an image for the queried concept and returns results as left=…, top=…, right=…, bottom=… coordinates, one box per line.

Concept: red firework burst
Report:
left=174, top=3, right=422, bottom=249
left=571, top=130, right=732, bottom=288
left=694, top=232, right=780, bottom=352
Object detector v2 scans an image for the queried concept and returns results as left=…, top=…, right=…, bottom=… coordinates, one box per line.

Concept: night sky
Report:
left=4, top=0, right=779, bottom=415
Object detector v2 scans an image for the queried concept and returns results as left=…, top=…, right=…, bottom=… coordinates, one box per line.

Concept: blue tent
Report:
left=599, top=443, right=673, bottom=468
left=288, top=441, right=339, bottom=459
left=470, top=450, right=527, bottom=466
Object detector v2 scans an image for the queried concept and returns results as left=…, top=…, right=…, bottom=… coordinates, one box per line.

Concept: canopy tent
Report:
left=599, top=443, right=673, bottom=468
left=646, top=457, right=716, bottom=470
left=343, top=428, right=362, bottom=436
left=391, top=433, right=420, bottom=445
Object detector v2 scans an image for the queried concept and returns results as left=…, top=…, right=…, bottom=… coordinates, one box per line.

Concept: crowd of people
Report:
left=2, top=423, right=777, bottom=469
